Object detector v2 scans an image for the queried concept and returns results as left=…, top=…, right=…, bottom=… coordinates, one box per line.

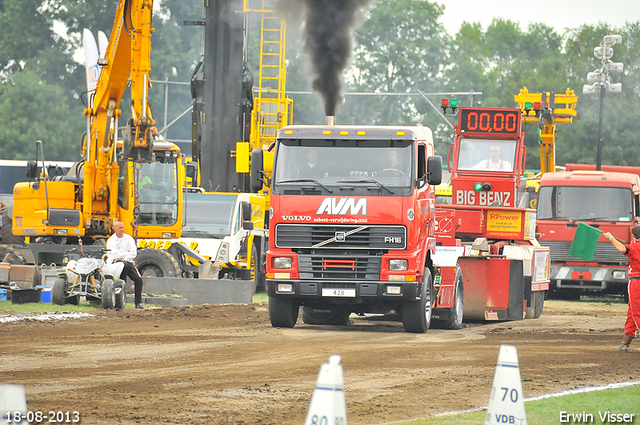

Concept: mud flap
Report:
left=506, top=261, right=524, bottom=320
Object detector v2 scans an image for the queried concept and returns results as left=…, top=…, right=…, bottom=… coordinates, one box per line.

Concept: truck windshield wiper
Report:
left=277, top=179, right=333, bottom=193
left=182, top=229, right=221, bottom=238
left=552, top=216, right=575, bottom=222
left=336, top=179, right=394, bottom=194
left=586, top=217, right=617, bottom=222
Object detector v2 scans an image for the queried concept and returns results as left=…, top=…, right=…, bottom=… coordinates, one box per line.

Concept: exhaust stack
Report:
left=325, top=116, right=335, bottom=126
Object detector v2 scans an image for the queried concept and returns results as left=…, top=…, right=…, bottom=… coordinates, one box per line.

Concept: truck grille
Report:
left=539, top=240, right=627, bottom=265
left=275, top=224, right=406, bottom=249
left=298, top=253, right=381, bottom=280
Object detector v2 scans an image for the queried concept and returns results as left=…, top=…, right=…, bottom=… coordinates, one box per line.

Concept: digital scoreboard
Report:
left=458, top=107, right=521, bottom=136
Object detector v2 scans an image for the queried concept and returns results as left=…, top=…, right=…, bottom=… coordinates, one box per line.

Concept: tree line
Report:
left=0, top=0, right=638, bottom=170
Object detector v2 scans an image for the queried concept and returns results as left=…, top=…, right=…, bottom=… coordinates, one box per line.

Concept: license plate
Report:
left=322, top=288, right=356, bottom=297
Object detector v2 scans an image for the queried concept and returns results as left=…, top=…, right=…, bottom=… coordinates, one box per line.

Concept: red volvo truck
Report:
left=536, top=164, right=640, bottom=300
left=434, top=106, right=550, bottom=320
left=251, top=124, right=451, bottom=333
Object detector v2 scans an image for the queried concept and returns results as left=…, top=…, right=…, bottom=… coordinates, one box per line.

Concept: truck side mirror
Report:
left=26, top=161, right=38, bottom=179
left=427, top=155, right=443, bottom=186
left=242, top=202, right=252, bottom=221
left=251, top=148, right=267, bottom=193
left=185, top=162, right=197, bottom=180
left=241, top=202, right=253, bottom=230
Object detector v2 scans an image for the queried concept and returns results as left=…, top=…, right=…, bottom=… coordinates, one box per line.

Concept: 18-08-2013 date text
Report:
left=4, top=411, right=80, bottom=423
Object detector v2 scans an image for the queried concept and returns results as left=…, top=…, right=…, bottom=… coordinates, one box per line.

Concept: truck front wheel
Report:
left=136, top=249, right=182, bottom=278
left=268, top=296, right=299, bottom=328
left=251, top=244, right=266, bottom=293
left=402, top=268, right=433, bottom=333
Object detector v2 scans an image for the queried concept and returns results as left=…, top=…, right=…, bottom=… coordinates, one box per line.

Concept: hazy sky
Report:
left=437, top=0, right=640, bottom=34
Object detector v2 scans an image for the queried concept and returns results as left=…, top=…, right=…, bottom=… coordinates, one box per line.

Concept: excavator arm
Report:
left=83, top=0, right=156, bottom=233
left=514, top=87, right=577, bottom=176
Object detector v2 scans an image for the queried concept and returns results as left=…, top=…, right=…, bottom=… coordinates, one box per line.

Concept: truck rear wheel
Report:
left=402, top=268, right=433, bottom=333
left=301, top=306, right=350, bottom=326
left=136, top=249, right=182, bottom=278
left=268, top=296, right=299, bottom=328
left=101, top=279, right=116, bottom=309
left=433, top=267, right=464, bottom=330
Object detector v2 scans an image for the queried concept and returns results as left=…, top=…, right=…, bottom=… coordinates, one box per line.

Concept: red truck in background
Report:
left=536, top=163, right=640, bottom=301
left=251, top=124, right=450, bottom=333
left=434, top=106, right=550, bottom=320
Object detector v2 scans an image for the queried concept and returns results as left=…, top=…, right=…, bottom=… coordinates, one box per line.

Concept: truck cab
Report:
left=536, top=168, right=640, bottom=299
left=252, top=125, right=443, bottom=333
left=136, top=191, right=268, bottom=291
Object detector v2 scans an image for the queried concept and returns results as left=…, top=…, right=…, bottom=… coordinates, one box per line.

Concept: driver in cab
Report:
left=472, top=145, right=512, bottom=171
left=381, top=150, right=405, bottom=177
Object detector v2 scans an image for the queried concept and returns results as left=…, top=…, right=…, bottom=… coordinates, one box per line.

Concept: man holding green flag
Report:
left=602, top=226, right=640, bottom=353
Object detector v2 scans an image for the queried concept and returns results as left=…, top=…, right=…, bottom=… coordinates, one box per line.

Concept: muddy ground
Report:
left=1, top=299, right=639, bottom=425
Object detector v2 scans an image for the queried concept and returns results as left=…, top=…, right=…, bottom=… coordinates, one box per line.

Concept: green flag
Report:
left=569, top=222, right=602, bottom=261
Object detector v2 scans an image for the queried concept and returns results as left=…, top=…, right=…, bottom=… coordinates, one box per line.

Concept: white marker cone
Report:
left=485, top=345, right=527, bottom=425
left=0, top=384, right=29, bottom=425
left=304, top=354, right=347, bottom=425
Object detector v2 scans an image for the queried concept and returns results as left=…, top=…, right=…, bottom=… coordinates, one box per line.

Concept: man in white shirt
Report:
left=472, top=145, right=512, bottom=171
left=106, top=221, right=145, bottom=309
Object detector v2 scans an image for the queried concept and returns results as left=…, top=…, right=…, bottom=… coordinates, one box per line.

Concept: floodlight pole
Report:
left=596, top=84, right=605, bottom=171
left=584, top=35, right=623, bottom=171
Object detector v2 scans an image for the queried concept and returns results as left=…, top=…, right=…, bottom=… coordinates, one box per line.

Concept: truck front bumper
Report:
left=266, top=279, right=420, bottom=301
left=551, top=265, right=628, bottom=291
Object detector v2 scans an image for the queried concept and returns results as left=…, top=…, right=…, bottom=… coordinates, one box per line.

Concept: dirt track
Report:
left=1, top=300, right=639, bottom=425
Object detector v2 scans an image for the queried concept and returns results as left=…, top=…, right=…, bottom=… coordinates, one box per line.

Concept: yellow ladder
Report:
left=243, top=0, right=293, bottom=152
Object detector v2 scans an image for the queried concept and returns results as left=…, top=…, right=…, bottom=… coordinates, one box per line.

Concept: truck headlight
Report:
left=273, top=257, right=292, bottom=269
left=277, top=283, right=293, bottom=293
left=612, top=271, right=627, bottom=280
left=389, top=259, right=408, bottom=271
left=386, top=285, right=402, bottom=295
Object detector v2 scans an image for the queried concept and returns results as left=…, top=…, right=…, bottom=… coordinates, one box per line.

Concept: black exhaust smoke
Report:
left=280, top=0, right=374, bottom=117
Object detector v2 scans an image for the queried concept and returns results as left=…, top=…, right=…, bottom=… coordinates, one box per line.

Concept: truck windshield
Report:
left=183, top=193, right=236, bottom=237
left=456, top=138, right=517, bottom=172
left=537, top=186, right=633, bottom=222
left=273, top=143, right=413, bottom=188
left=136, top=158, right=179, bottom=226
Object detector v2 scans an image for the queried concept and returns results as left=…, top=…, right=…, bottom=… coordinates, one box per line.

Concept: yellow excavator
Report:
left=10, top=0, right=186, bottom=265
